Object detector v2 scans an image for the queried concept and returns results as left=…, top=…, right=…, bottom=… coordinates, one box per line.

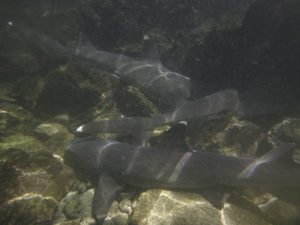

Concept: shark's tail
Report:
left=168, top=89, right=239, bottom=122
left=238, top=143, right=295, bottom=179
left=16, top=24, right=73, bottom=56
left=75, top=32, right=132, bottom=74
left=238, top=143, right=300, bottom=186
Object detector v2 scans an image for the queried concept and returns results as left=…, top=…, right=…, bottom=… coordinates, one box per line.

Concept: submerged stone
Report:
left=35, top=122, right=66, bottom=138
left=34, top=122, right=75, bottom=155
left=0, top=193, right=58, bottom=225
left=0, top=84, right=15, bottom=102
left=61, top=192, right=82, bottom=220
left=0, top=148, right=80, bottom=204
left=54, top=189, right=96, bottom=225
left=131, top=189, right=271, bottom=225
left=0, top=102, right=33, bottom=135
left=0, top=133, right=45, bottom=152
left=259, top=196, right=300, bottom=225
left=186, top=115, right=262, bottom=157
left=115, top=85, right=159, bottom=117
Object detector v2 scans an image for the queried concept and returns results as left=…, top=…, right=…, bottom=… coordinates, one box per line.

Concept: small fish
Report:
left=66, top=138, right=299, bottom=225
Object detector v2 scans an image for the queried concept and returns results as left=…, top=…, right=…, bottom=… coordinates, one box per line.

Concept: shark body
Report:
left=66, top=138, right=299, bottom=224
left=76, top=89, right=239, bottom=135
left=18, top=26, right=191, bottom=108
left=75, top=35, right=191, bottom=108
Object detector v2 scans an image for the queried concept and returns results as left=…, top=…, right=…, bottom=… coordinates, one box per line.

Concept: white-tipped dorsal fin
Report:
left=142, top=35, right=160, bottom=62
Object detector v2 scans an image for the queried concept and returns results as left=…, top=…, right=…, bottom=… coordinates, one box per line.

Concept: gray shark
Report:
left=75, top=34, right=191, bottom=107
left=17, top=25, right=191, bottom=107
left=66, top=138, right=299, bottom=225
left=76, top=89, right=239, bottom=136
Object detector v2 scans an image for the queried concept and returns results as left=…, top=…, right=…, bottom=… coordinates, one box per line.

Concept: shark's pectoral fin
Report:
left=92, top=170, right=124, bottom=225
left=228, top=192, right=265, bottom=217
left=201, top=190, right=231, bottom=209
left=238, top=143, right=295, bottom=179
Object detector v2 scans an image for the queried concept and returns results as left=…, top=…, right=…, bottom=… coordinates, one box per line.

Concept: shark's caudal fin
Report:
left=167, top=89, right=239, bottom=122
left=238, top=143, right=296, bottom=179
left=75, top=33, right=133, bottom=75
left=16, top=24, right=73, bottom=56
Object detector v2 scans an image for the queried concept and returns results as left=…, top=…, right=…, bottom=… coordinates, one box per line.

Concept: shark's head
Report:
left=65, top=137, right=112, bottom=176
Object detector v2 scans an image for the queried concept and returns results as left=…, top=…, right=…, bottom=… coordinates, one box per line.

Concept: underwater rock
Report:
left=267, top=118, right=300, bottom=164
left=52, top=114, right=70, bottom=124
left=0, top=193, right=58, bottom=225
left=131, top=189, right=271, bottom=225
left=12, top=66, right=100, bottom=118
left=0, top=148, right=80, bottom=205
left=221, top=118, right=263, bottom=156
left=0, top=101, right=33, bottom=135
left=55, top=221, right=81, bottom=225
left=54, top=189, right=96, bottom=225
left=114, top=86, right=159, bottom=117
left=61, top=192, right=82, bottom=220
left=35, top=122, right=66, bottom=138
left=56, top=188, right=132, bottom=225
left=0, top=84, right=15, bottom=102
left=103, top=200, right=131, bottom=225
left=1, top=0, right=82, bottom=81
left=33, top=67, right=100, bottom=117
left=268, top=118, right=300, bottom=145
left=183, top=0, right=300, bottom=117
left=0, top=108, right=19, bottom=134
left=0, top=26, right=40, bottom=80
left=186, top=115, right=263, bottom=157
left=12, top=75, right=46, bottom=111
left=34, top=122, right=75, bottom=155
left=78, top=189, right=96, bottom=220
left=80, top=0, right=254, bottom=50
left=0, top=133, right=45, bottom=152
left=258, top=196, right=300, bottom=225
left=46, top=127, right=75, bottom=156
left=78, top=189, right=97, bottom=225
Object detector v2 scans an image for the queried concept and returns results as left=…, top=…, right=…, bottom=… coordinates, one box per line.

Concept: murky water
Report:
left=0, top=0, right=300, bottom=224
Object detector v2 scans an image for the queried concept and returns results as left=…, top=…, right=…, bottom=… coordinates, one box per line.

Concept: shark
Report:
left=66, top=138, right=300, bottom=225
left=17, top=25, right=191, bottom=108
left=75, top=34, right=191, bottom=108
left=76, top=89, right=239, bottom=136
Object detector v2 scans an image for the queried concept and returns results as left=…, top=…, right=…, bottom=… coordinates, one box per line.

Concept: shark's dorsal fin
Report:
left=76, top=32, right=97, bottom=56
left=238, top=143, right=295, bottom=179
left=142, top=35, right=160, bottom=62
